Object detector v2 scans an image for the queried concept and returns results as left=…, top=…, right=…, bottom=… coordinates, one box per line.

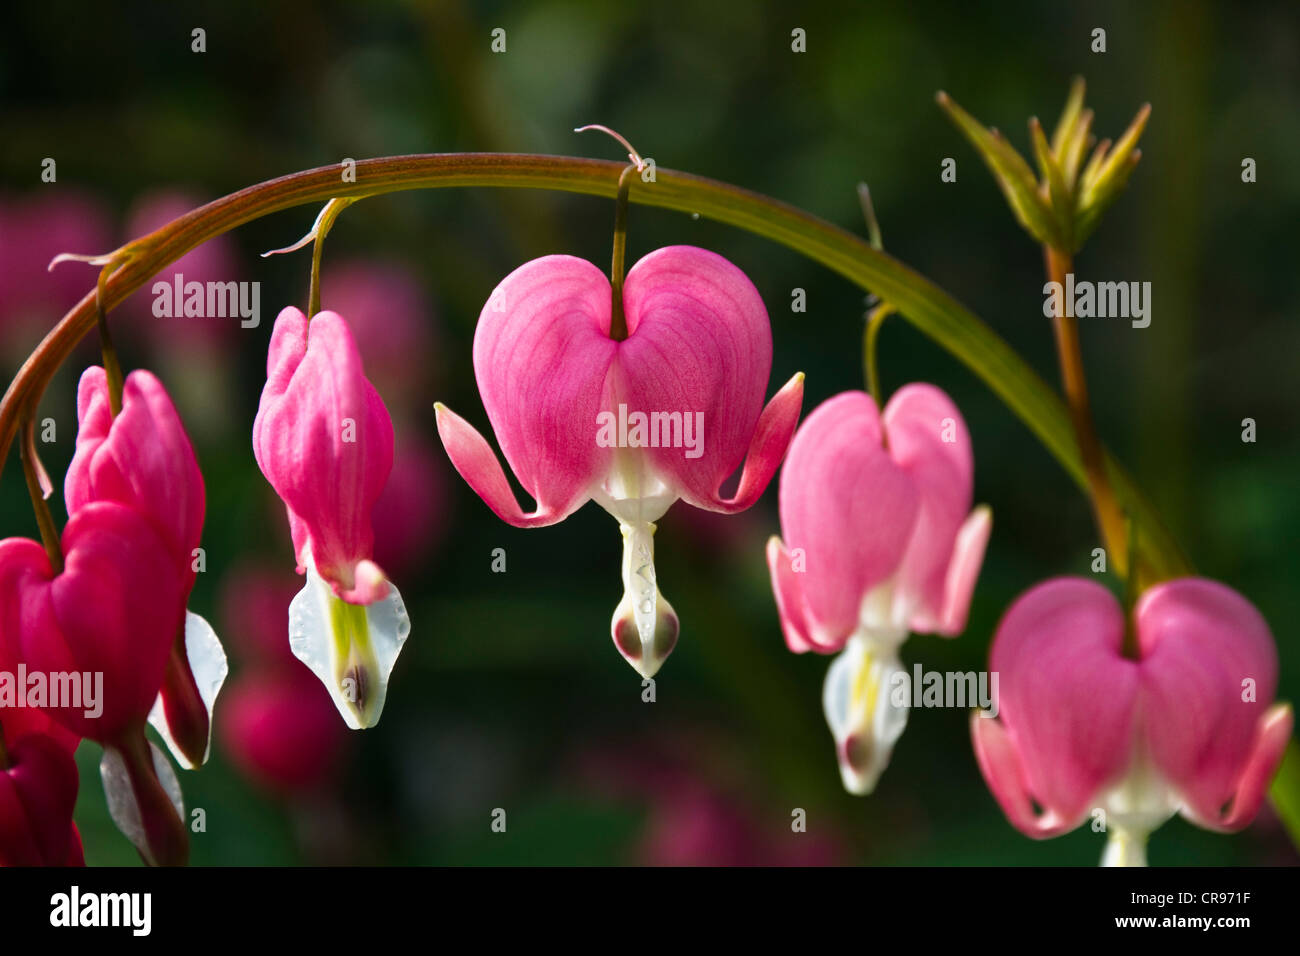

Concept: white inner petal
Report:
left=289, top=559, right=411, bottom=730
left=100, top=740, right=184, bottom=861
left=823, top=635, right=910, bottom=795
left=147, top=610, right=228, bottom=770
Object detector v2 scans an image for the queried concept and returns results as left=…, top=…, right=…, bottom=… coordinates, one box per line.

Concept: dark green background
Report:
left=1, top=0, right=1296, bottom=865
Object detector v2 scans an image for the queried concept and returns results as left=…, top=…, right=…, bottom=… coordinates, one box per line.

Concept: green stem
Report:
left=1, top=153, right=1188, bottom=585
left=95, top=265, right=124, bottom=417
left=20, top=421, right=62, bottom=574
left=609, top=164, right=637, bottom=341
left=863, top=302, right=894, bottom=411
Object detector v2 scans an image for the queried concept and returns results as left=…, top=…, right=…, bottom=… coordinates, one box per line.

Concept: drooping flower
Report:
left=972, top=576, right=1293, bottom=866
left=0, top=624, right=82, bottom=867
left=0, top=734, right=83, bottom=867
left=436, top=246, right=803, bottom=677
left=66, top=366, right=226, bottom=769
left=766, top=388, right=991, bottom=793
left=253, top=307, right=410, bottom=729
left=0, top=503, right=189, bottom=865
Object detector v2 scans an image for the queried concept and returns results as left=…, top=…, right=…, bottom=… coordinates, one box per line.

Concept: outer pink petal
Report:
left=66, top=366, right=205, bottom=588
left=987, top=577, right=1139, bottom=830
left=0, top=541, right=79, bottom=752
left=935, top=505, right=992, bottom=636
left=693, top=373, right=803, bottom=514
left=776, top=392, right=919, bottom=648
left=617, top=246, right=775, bottom=509
left=765, top=536, right=817, bottom=653
left=882, top=384, right=978, bottom=633
left=1136, top=578, right=1281, bottom=829
left=436, top=404, right=569, bottom=528
left=971, top=712, right=1077, bottom=838
left=1203, top=703, right=1292, bottom=831
left=253, top=308, right=394, bottom=596
left=469, top=255, right=615, bottom=525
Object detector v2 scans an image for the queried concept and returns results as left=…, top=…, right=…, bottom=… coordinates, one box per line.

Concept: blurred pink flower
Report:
left=320, top=260, right=438, bottom=414
left=973, top=576, right=1292, bottom=866
left=579, top=742, right=842, bottom=866
left=217, top=564, right=350, bottom=797
left=371, top=430, right=448, bottom=578
left=0, top=191, right=113, bottom=349
left=220, top=668, right=349, bottom=797
left=118, top=190, right=243, bottom=349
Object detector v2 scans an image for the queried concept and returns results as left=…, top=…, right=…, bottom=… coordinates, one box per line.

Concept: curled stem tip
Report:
left=260, top=198, right=357, bottom=318
left=574, top=124, right=646, bottom=170
left=857, top=183, right=884, bottom=251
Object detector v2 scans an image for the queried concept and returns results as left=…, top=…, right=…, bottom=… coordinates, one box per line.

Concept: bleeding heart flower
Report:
left=0, top=503, right=181, bottom=743
left=0, top=734, right=82, bottom=867
left=436, top=246, right=803, bottom=677
left=972, top=576, right=1293, bottom=866
left=0, top=627, right=82, bottom=868
left=766, top=388, right=991, bottom=794
left=0, top=503, right=189, bottom=866
left=253, top=307, right=410, bottom=729
left=66, top=366, right=226, bottom=769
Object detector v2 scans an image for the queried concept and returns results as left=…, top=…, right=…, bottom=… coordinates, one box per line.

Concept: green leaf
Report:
left=936, top=91, right=1060, bottom=247
left=1030, top=116, right=1073, bottom=249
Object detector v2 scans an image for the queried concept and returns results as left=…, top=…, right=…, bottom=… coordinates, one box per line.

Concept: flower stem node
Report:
left=610, top=521, right=679, bottom=678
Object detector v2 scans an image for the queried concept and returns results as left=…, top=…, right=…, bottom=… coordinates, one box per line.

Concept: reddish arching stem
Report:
left=0, top=152, right=1190, bottom=584
left=1044, top=244, right=1130, bottom=579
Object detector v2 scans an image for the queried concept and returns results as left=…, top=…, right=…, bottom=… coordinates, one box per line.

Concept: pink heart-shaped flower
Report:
left=974, top=576, right=1292, bottom=846
left=0, top=502, right=183, bottom=743
left=0, top=733, right=81, bottom=867
left=438, top=245, right=802, bottom=526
